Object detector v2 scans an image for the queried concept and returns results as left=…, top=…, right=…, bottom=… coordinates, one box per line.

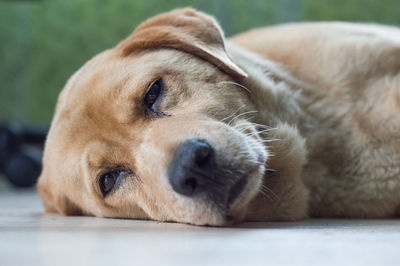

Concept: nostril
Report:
left=182, top=177, right=197, bottom=196
left=168, top=138, right=216, bottom=197
left=194, top=142, right=212, bottom=167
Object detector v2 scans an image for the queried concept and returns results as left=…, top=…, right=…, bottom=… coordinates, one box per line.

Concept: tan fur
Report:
left=37, top=8, right=400, bottom=225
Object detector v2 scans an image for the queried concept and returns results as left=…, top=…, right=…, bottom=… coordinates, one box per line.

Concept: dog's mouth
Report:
left=162, top=120, right=268, bottom=225
left=227, top=177, right=247, bottom=206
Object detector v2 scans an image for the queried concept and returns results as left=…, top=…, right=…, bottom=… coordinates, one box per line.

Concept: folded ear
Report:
left=116, top=8, right=247, bottom=80
left=37, top=174, right=82, bottom=216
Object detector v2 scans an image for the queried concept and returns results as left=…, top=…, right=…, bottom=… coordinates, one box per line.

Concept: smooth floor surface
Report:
left=1, top=180, right=400, bottom=266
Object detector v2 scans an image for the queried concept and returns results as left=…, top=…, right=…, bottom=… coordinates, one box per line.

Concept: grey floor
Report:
left=1, top=179, right=400, bottom=266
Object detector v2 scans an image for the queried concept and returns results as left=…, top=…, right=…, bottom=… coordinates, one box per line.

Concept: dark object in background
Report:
left=0, top=123, right=48, bottom=187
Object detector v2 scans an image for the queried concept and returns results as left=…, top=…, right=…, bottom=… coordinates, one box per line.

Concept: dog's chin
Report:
left=159, top=124, right=268, bottom=226
left=225, top=167, right=265, bottom=224
left=173, top=168, right=264, bottom=227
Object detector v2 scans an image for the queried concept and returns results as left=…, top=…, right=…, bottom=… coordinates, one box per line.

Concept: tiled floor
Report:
left=1, top=179, right=400, bottom=266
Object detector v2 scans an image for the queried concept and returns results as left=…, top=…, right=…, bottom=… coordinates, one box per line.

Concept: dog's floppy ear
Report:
left=37, top=174, right=82, bottom=216
left=117, top=8, right=247, bottom=80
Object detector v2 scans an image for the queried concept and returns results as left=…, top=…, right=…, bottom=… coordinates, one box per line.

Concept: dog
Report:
left=37, top=8, right=400, bottom=226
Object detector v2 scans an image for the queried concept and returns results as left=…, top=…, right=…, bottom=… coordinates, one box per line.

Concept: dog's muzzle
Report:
left=168, top=138, right=246, bottom=207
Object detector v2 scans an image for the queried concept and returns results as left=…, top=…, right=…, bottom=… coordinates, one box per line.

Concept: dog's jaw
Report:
left=182, top=120, right=269, bottom=226
left=130, top=116, right=270, bottom=226
left=226, top=165, right=266, bottom=223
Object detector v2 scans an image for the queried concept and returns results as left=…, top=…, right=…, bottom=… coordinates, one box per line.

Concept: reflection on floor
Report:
left=1, top=179, right=399, bottom=266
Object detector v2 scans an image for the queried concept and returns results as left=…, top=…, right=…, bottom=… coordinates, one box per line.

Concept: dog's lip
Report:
left=227, top=177, right=247, bottom=206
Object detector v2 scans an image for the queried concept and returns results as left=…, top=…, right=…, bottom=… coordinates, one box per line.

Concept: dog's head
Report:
left=37, top=8, right=269, bottom=225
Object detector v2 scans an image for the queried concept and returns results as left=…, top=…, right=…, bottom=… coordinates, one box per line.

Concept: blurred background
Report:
left=1, top=0, right=400, bottom=124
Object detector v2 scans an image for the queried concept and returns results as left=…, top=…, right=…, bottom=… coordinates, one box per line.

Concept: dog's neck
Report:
left=224, top=43, right=315, bottom=220
left=227, top=43, right=317, bottom=138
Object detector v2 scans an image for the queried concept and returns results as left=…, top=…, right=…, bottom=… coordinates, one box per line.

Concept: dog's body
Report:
left=38, top=9, right=400, bottom=225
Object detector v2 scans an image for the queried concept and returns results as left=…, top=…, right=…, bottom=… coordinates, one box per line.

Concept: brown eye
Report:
left=144, top=79, right=163, bottom=111
left=99, top=170, right=121, bottom=196
left=99, top=169, right=133, bottom=196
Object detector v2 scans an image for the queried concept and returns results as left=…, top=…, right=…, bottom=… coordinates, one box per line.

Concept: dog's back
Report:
left=231, top=22, right=400, bottom=217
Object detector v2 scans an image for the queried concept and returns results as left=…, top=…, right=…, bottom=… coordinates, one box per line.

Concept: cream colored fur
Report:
left=37, top=9, right=400, bottom=225
left=231, top=22, right=400, bottom=218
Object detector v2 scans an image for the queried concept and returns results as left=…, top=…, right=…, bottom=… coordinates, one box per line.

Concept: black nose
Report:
left=168, top=139, right=216, bottom=196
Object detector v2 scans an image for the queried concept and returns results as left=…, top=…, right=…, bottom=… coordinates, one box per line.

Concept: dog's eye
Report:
left=99, top=169, right=123, bottom=196
left=144, top=79, right=163, bottom=111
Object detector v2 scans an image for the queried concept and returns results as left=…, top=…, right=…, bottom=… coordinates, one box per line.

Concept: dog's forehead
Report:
left=57, top=49, right=195, bottom=121
left=59, top=51, right=137, bottom=112
left=45, top=48, right=221, bottom=178
left=45, top=49, right=195, bottom=174
left=44, top=52, right=135, bottom=175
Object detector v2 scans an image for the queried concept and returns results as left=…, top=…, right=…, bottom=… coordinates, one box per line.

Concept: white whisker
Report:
left=219, top=81, right=251, bottom=94
left=220, top=106, right=245, bottom=123
left=259, top=184, right=279, bottom=201
left=260, top=139, right=281, bottom=143
left=228, top=110, right=258, bottom=125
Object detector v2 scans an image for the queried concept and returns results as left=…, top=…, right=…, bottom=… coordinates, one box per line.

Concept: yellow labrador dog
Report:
left=37, top=8, right=400, bottom=225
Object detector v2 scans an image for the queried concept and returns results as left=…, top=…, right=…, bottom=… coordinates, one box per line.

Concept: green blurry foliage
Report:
left=0, top=0, right=399, bottom=124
